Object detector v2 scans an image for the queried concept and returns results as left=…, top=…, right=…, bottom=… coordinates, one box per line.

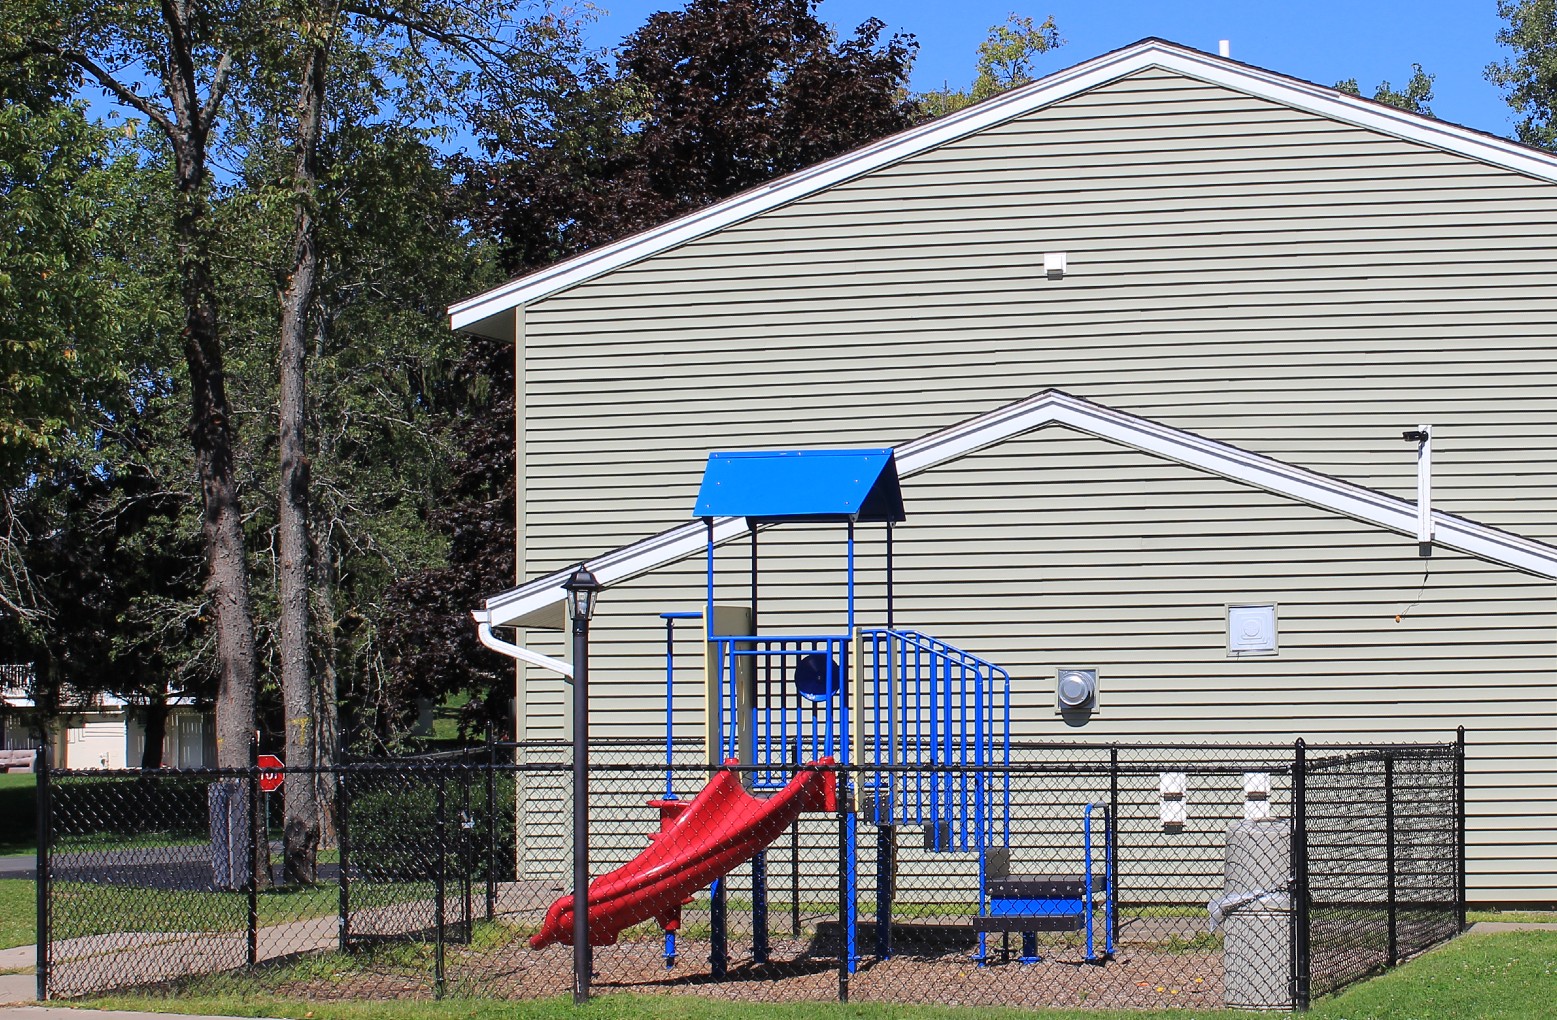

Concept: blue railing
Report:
left=710, top=634, right=851, bottom=788
left=859, top=629, right=1011, bottom=852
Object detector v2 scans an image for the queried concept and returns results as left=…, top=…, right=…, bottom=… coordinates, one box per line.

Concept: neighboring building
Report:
left=450, top=40, right=1557, bottom=904
left=1, top=666, right=215, bottom=769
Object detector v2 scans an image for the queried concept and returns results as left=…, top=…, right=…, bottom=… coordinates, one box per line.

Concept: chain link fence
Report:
left=35, top=735, right=1463, bottom=1010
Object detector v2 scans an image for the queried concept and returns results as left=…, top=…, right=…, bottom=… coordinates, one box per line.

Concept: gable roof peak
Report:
left=449, top=38, right=1557, bottom=338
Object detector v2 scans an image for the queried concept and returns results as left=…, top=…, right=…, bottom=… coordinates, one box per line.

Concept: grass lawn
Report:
left=0, top=771, right=36, bottom=855
left=1467, top=908, right=1557, bottom=924
left=83, top=930, right=1557, bottom=1020
left=0, top=879, right=34, bottom=949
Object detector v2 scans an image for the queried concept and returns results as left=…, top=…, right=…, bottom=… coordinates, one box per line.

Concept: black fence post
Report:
left=790, top=817, right=801, bottom=937
left=461, top=749, right=473, bottom=945
left=34, top=741, right=50, bottom=1002
left=1292, top=738, right=1310, bottom=1011
left=337, top=745, right=350, bottom=954
left=1108, top=746, right=1120, bottom=947
left=1455, top=726, right=1467, bottom=931
left=435, top=772, right=446, bottom=999
left=836, top=768, right=849, bottom=1004
left=247, top=733, right=259, bottom=968
left=1385, top=751, right=1398, bottom=968
left=485, top=727, right=497, bottom=922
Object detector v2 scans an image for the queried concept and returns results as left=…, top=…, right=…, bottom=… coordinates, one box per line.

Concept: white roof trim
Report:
left=448, top=38, right=1557, bottom=334
left=476, top=390, right=1557, bottom=630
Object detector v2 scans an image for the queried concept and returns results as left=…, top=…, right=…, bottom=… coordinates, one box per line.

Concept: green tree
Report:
left=8, top=2, right=269, bottom=805
left=252, top=1, right=573, bottom=885
left=393, top=0, right=923, bottom=737
left=919, top=13, right=1063, bottom=119
left=1336, top=63, right=1436, bottom=116
left=0, top=63, right=141, bottom=620
left=1487, top=0, right=1557, bottom=151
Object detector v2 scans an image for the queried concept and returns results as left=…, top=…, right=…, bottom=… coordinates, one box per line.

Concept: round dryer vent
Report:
left=1057, top=667, right=1098, bottom=711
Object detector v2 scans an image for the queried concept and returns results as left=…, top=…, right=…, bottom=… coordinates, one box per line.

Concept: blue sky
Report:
left=578, top=1, right=1521, bottom=138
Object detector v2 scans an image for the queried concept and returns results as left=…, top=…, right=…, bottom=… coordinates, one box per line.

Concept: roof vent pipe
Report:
left=1219, top=40, right=1231, bottom=57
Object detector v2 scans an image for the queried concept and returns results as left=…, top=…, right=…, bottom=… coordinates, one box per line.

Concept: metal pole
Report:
left=461, top=751, right=473, bottom=944
left=875, top=819, right=893, bottom=960
left=572, top=606, right=591, bottom=1003
left=435, top=773, right=446, bottom=998
left=337, top=742, right=350, bottom=953
left=1456, top=726, right=1467, bottom=931
left=1109, top=746, right=1120, bottom=950
left=1385, top=752, right=1398, bottom=968
left=1292, top=738, right=1310, bottom=1011
left=247, top=733, right=259, bottom=968
left=485, top=725, right=497, bottom=922
left=34, top=741, right=50, bottom=1002
left=750, top=528, right=769, bottom=965
left=885, top=522, right=894, bottom=631
left=836, top=770, right=849, bottom=1003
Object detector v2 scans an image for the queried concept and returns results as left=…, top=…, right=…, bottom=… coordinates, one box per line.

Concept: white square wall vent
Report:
left=1227, top=603, right=1278, bottom=657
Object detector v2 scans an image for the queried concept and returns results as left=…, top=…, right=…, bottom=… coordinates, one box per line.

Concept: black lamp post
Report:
left=563, top=564, right=601, bottom=1003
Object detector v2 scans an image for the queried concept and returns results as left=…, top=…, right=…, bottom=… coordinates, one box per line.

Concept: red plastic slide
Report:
left=529, top=758, right=837, bottom=949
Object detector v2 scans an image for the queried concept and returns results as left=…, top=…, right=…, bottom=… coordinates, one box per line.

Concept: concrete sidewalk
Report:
left=1467, top=919, right=1557, bottom=933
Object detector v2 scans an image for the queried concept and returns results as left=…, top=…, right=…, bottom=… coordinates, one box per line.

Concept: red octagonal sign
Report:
left=257, top=753, right=284, bottom=793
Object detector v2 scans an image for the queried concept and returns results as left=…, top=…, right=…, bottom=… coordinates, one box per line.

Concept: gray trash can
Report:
left=1209, top=818, right=1293, bottom=1010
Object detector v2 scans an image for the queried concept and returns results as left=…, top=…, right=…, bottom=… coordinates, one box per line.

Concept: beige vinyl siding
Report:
left=511, top=66, right=1557, bottom=902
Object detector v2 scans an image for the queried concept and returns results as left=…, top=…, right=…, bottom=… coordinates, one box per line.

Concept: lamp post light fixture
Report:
left=562, top=564, right=602, bottom=1002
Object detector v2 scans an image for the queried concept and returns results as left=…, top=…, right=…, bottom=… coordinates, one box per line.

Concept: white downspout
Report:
left=474, top=615, right=574, bottom=681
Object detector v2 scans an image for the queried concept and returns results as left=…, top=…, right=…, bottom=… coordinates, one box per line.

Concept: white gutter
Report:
left=475, top=616, right=573, bottom=680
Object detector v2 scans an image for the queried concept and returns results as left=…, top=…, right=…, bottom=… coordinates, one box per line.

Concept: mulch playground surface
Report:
left=271, top=929, right=1225, bottom=1010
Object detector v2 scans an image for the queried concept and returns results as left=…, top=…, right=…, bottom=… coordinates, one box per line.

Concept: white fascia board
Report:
left=447, top=40, right=1557, bottom=332
left=480, top=389, right=1557, bottom=629
left=898, top=390, right=1557, bottom=581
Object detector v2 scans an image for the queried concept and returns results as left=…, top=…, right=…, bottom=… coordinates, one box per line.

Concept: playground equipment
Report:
left=527, top=758, right=838, bottom=950
left=533, top=447, right=1116, bottom=968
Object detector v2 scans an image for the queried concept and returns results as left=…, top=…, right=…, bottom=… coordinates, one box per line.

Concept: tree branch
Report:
left=200, top=52, right=235, bottom=135
left=22, top=39, right=178, bottom=139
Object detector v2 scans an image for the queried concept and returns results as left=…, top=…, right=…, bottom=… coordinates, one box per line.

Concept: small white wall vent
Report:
left=1056, top=667, right=1097, bottom=711
left=1043, top=251, right=1067, bottom=280
left=1227, top=603, right=1278, bottom=657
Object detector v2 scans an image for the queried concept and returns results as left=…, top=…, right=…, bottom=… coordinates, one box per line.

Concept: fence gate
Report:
left=340, top=763, right=474, bottom=969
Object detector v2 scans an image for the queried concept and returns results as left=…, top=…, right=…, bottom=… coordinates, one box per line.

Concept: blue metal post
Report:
left=659, top=611, right=701, bottom=969
left=974, top=661, right=987, bottom=965
left=750, top=530, right=768, bottom=964
left=1084, top=803, right=1096, bottom=962
left=844, top=523, right=858, bottom=974
left=703, top=518, right=728, bottom=979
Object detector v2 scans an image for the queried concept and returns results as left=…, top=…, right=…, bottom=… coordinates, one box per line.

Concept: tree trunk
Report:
left=139, top=696, right=169, bottom=769
left=170, top=132, right=268, bottom=890
left=278, top=29, right=329, bottom=887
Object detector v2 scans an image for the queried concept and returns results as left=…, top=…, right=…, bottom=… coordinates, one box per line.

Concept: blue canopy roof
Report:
left=693, top=448, right=905, bottom=523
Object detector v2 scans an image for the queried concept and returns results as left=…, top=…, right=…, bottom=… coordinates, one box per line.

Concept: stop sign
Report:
left=257, top=753, right=284, bottom=793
